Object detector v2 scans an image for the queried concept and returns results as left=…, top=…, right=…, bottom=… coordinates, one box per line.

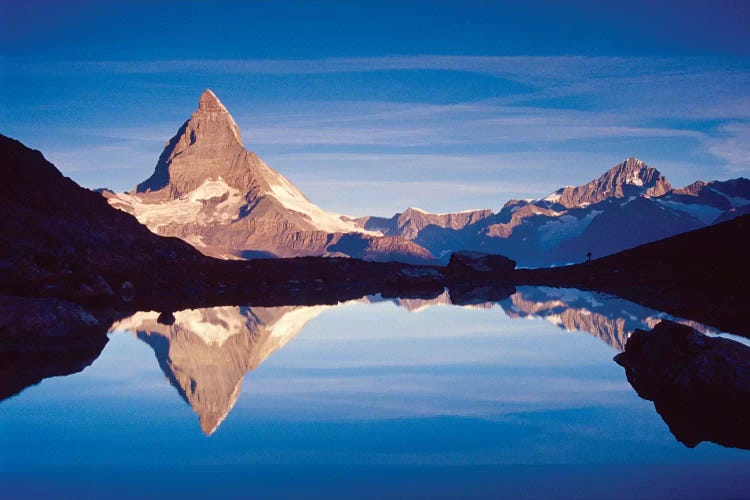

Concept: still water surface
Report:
left=2, top=287, right=749, bottom=498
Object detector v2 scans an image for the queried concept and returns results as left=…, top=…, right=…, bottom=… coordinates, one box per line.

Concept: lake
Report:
left=2, top=286, right=749, bottom=499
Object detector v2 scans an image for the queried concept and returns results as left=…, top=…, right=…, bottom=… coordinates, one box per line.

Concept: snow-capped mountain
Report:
left=541, top=157, right=672, bottom=209
left=363, top=158, right=750, bottom=267
left=106, top=89, right=433, bottom=263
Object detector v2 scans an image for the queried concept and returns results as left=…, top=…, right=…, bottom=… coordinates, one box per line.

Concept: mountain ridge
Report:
left=361, top=158, right=749, bottom=267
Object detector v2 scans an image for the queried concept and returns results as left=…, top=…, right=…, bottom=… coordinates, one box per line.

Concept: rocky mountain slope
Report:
left=0, top=134, right=210, bottom=298
left=360, top=158, right=750, bottom=267
left=106, top=89, right=433, bottom=263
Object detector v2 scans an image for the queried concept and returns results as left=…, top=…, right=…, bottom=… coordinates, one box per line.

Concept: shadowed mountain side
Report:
left=516, top=214, right=750, bottom=337
left=615, top=321, right=750, bottom=450
left=0, top=296, right=110, bottom=400
left=0, top=134, right=211, bottom=299
left=110, top=305, right=331, bottom=435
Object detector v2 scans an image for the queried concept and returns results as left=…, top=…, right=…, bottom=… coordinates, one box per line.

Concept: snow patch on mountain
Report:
left=627, top=174, right=644, bottom=186
left=264, top=305, right=332, bottom=341
left=725, top=195, right=750, bottom=208
left=112, top=307, right=249, bottom=347
left=537, top=210, right=602, bottom=247
left=114, top=177, right=244, bottom=230
left=543, top=190, right=563, bottom=202
left=655, top=199, right=724, bottom=224
left=268, top=178, right=382, bottom=235
left=408, top=207, right=485, bottom=216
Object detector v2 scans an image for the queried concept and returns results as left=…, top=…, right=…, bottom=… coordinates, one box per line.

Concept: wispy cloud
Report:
left=4, top=54, right=748, bottom=212
left=268, top=151, right=641, bottom=215
left=707, top=122, right=750, bottom=173
left=10, top=55, right=740, bottom=80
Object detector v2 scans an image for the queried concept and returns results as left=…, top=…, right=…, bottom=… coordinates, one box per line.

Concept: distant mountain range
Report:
left=104, top=89, right=749, bottom=267
left=357, top=158, right=750, bottom=267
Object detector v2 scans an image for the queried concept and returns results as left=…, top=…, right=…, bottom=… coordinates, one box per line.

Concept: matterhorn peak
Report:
left=108, top=89, right=428, bottom=261
left=134, top=89, right=249, bottom=196
left=190, top=88, right=243, bottom=147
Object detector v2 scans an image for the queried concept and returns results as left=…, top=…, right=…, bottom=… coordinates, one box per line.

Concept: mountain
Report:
left=111, top=304, right=331, bottom=435
left=101, top=90, right=748, bottom=267
left=361, top=158, right=750, bottom=267
left=0, top=134, right=211, bottom=298
left=356, top=207, right=494, bottom=240
left=543, top=157, right=672, bottom=208
left=106, top=89, right=433, bottom=264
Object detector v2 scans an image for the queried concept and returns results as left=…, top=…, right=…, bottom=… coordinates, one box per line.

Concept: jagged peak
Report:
left=533, top=158, right=673, bottom=210
left=608, top=157, right=649, bottom=175
left=198, top=88, right=229, bottom=113
left=134, top=89, right=245, bottom=195
left=193, top=88, right=242, bottom=146
left=600, top=157, right=665, bottom=185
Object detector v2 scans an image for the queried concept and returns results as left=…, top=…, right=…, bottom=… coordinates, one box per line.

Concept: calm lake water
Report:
left=2, top=287, right=749, bottom=499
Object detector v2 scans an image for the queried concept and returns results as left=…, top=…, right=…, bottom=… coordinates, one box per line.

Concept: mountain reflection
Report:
left=110, top=305, right=331, bottom=435
left=499, top=287, right=667, bottom=350
left=103, top=286, right=718, bottom=435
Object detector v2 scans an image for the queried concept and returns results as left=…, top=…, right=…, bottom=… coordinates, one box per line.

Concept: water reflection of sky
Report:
left=2, top=288, right=749, bottom=497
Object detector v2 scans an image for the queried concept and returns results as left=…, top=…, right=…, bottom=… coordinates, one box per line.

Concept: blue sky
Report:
left=1, top=0, right=749, bottom=215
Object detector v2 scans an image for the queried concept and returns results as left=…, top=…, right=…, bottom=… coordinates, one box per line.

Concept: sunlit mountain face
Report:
left=105, top=287, right=721, bottom=435
left=105, top=90, right=432, bottom=264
